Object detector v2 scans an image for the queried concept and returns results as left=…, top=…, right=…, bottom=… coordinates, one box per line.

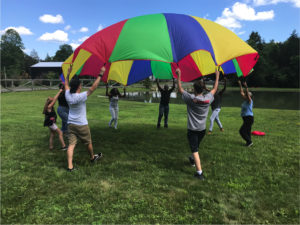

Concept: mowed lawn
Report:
left=1, top=89, right=299, bottom=224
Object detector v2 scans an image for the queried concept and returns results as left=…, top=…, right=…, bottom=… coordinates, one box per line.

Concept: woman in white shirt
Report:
left=106, top=84, right=126, bottom=129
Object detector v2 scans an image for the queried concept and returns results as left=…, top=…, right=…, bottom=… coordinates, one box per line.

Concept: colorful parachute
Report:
left=62, top=13, right=259, bottom=85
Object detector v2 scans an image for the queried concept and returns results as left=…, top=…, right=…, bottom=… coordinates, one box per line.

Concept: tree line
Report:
left=0, top=28, right=299, bottom=88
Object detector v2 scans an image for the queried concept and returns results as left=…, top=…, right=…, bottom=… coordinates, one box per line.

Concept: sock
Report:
left=197, top=170, right=202, bottom=175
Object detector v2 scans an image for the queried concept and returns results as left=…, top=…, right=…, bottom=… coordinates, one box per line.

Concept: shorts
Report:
left=187, top=129, right=206, bottom=153
left=49, top=123, right=58, bottom=131
left=68, top=124, right=92, bottom=145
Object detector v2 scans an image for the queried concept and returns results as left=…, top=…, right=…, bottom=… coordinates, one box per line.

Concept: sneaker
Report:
left=194, top=172, right=205, bottom=180
left=61, top=146, right=68, bottom=151
left=208, top=131, right=212, bottom=135
left=246, top=142, right=253, bottom=147
left=164, top=124, right=168, bottom=128
left=67, top=167, right=77, bottom=172
left=157, top=124, right=160, bottom=129
left=220, top=128, right=224, bottom=132
left=188, top=156, right=195, bottom=167
left=90, top=152, right=103, bottom=163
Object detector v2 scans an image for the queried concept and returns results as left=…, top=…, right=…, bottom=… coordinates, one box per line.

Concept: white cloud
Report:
left=230, top=2, right=274, bottom=21
left=253, top=0, right=300, bottom=8
left=38, top=30, right=68, bottom=42
left=39, top=14, right=64, bottom=24
left=79, top=27, right=89, bottom=32
left=78, top=36, right=89, bottom=42
left=237, top=30, right=246, bottom=35
left=64, top=25, right=71, bottom=31
left=215, top=2, right=274, bottom=30
left=0, top=26, right=33, bottom=35
left=97, top=24, right=104, bottom=31
left=215, top=16, right=242, bottom=29
left=70, top=43, right=80, bottom=50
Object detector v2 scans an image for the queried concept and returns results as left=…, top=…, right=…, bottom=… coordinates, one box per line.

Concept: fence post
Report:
left=32, top=80, right=34, bottom=90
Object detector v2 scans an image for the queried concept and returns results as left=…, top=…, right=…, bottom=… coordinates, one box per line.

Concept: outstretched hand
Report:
left=175, top=68, right=181, bottom=79
left=100, top=66, right=106, bottom=75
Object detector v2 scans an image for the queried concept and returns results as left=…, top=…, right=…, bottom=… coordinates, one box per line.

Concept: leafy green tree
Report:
left=246, top=31, right=267, bottom=87
left=52, top=44, right=73, bottom=61
left=1, top=29, right=25, bottom=78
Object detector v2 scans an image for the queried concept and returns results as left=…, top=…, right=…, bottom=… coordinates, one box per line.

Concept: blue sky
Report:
left=1, top=0, right=299, bottom=60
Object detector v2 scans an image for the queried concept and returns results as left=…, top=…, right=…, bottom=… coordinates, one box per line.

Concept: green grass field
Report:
left=1, top=89, right=299, bottom=224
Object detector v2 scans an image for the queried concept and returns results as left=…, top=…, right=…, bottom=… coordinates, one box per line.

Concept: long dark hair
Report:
left=70, top=76, right=81, bottom=93
left=43, top=97, right=53, bottom=114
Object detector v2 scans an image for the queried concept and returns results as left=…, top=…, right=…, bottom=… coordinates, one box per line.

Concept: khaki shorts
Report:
left=68, top=124, right=92, bottom=145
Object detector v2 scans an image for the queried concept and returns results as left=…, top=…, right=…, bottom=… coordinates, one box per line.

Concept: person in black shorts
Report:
left=176, top=68, right=220, bottom=180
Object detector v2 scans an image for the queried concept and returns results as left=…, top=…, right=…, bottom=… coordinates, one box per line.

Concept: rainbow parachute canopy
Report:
left=63, top=13, right=259, bottom=85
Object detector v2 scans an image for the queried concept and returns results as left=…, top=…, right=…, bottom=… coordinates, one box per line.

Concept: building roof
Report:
left=31, top=62, right=63, bottom=68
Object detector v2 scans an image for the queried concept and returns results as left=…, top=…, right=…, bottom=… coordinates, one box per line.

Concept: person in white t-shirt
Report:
left=64, top=65, right=106, bottom=172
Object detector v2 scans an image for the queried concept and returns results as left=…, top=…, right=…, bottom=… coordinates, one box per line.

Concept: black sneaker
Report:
left=164, top=124, right=168, bottom=128
left=194, top=172, right=205, bottom=180
left=157, top=124, right=161, bottom=129
left=90, top=153, right=103, bottom=163
left=67, top=167, right=77, bottom=172
left=188, top=156, right=195, bottom=167
left=61, top=146, right=68, bottom=151
left=246, top=142, right=253, bottom=147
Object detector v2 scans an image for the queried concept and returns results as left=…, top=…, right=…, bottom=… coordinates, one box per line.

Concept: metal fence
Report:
left=1, top=78, right=212, bottom=93
left=0, top=79, right=146, bottom=93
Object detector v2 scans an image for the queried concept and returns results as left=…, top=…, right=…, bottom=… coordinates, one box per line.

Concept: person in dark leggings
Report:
left=156, top=78, right=175, bottom=128
left=238, top=80, right=254, bottom=147
left=57, top=84, right=69, bottom=135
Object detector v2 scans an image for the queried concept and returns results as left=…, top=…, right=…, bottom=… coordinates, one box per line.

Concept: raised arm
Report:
left=64, top=65, right=72, bottom=91
left=156, top=79, right=163, bottom=91
left=105, top=83, right=111, bottom=97
left=48, top=89, right=63, bottom=109
left=238, top=80, right=247, bottom=100
left=121, top=87, right=126, bottom=97
left=87, top=66, right=106, bottom=97
left=210, top=70, right=220, bottom=95
left=176, top=68, right=184, bottom=94
left=243, top=81, right=252, bottom=103
left=170, top=78, right=176, bottom=92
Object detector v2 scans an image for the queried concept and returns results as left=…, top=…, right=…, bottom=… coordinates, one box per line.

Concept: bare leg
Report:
left=86, top=143, right=94, bottom=160
left=67, top=144, right=76, bottom=169
left=193, top=152, right=202, bottom=172
left=56, top=128, right=66, bottom=147
left=49, top=130, right=55, bottom=150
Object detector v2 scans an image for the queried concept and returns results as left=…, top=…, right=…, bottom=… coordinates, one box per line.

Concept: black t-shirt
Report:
left=58, top=91, right=69, bottom=108
left=44, top=108, right=57, bottom=126
left=160, top=89, right=173, bottom=105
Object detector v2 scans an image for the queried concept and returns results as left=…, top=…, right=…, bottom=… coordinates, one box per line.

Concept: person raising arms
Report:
left=238, top=79, right=254, bottom=147
left=176, top=68, right=220, bottom=180
left=64, top=65, right=105, bottom=171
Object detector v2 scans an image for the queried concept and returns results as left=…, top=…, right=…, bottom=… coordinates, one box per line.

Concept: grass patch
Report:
left=1, top=90, right=299, bottom=224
